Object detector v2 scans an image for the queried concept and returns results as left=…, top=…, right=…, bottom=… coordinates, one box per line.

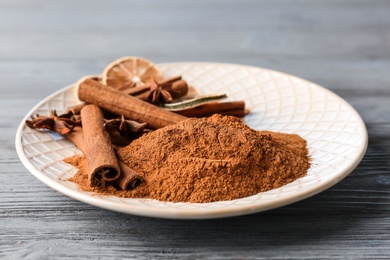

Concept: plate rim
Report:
left=15, top=62, right=368, bottom=219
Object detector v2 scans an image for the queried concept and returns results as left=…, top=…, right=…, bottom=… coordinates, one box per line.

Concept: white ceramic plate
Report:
left=15, top=62, right=368, bottom=219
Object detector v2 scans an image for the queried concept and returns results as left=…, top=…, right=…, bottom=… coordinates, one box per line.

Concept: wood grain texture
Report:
left=1, top=0, right=389, bottom=259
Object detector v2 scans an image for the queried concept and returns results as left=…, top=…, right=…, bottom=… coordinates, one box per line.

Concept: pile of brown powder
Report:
left=67, top=114, right=310, bottom=203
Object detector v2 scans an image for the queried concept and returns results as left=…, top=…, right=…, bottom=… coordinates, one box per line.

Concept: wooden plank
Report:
left=1, top=29, right=389, bottom=60
left=1, top=59, right=390, bottom=95
left=0, top=0, right=389, bottom=31
left=1, top=0, right=390, bottom=259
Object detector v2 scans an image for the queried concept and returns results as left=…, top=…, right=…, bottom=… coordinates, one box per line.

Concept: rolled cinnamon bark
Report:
left=77, top=78, right=187, bottom=129
left=209, top=108, right=248, bottom=118
left=174, top=101, right=247, bottom=118
left=65, top=125, right=144, bottom=190
left=80, top=104, right=121, bottom=187
left=116, top=160, right=144, bottom=190
left=123, top=84, right=150, bottom=96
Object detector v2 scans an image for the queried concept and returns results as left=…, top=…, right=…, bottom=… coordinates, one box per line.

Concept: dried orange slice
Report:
left=101, top=56, right=162, bottom=90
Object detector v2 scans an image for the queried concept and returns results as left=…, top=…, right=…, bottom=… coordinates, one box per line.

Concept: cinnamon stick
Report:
left=115, top=160, right=144, bottom=190
left=77, top=78, right=187, bottom=129
left=174, top=101, right=247, bottom=118
left=80, top=104, right=120, bottom=187
left=210, top=108, right=248, bottom=118
left=133, top=90, right=150, bottom=102
left=123, top=84, right=150, bottom=96
left=66, top=126, right=144, bottom=190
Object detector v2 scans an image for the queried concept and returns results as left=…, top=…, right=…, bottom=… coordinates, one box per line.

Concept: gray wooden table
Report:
left=1, top=0, right=389, bottom=259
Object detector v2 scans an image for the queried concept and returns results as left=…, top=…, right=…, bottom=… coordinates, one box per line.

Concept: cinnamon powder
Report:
left=67, top=114, right=310, bottom=203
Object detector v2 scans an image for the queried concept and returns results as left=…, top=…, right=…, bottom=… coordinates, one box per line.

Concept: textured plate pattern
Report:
left=15, top=63, right=368, bottom=219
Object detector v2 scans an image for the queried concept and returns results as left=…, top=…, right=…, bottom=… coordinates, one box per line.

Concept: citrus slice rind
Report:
left=73, top=75, right=101, bottom=104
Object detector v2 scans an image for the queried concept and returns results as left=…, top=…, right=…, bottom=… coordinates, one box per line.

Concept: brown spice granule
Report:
left=67, top=114, right=310, bottom=203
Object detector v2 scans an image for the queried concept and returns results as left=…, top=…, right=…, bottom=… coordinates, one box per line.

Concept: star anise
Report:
left=147, top=76, right=188, bottom=105
left=104, top=115, right=148, bottom=145
left=147, top=79, right=173, bottom=105
left=26, top=110, right=82, bottom=135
